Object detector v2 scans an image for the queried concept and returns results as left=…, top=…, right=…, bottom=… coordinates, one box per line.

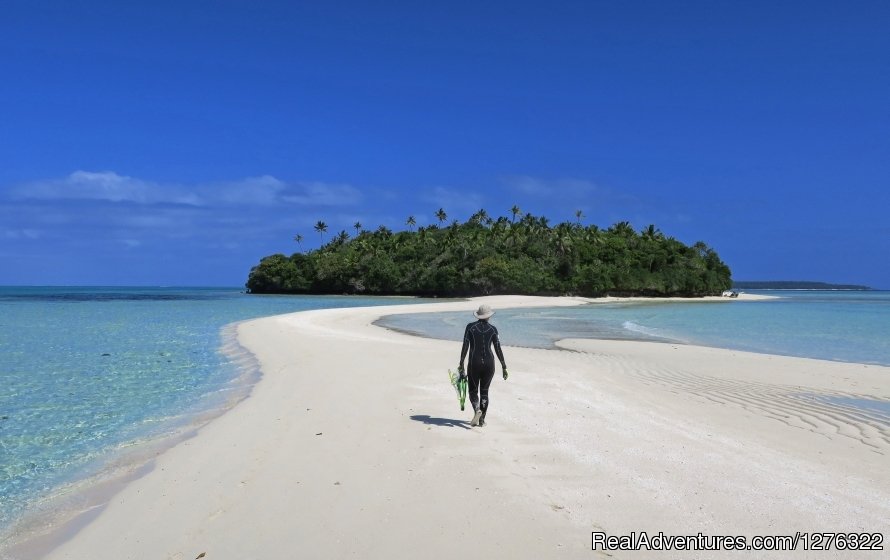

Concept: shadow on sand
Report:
left=409, top=414, right=470, bottom=429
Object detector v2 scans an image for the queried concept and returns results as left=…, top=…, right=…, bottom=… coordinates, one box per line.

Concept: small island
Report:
left=246, top=209, right=732, bottom=298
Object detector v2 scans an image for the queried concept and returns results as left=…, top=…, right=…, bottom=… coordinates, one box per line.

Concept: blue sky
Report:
left=1, top=1, right=888, bottom=288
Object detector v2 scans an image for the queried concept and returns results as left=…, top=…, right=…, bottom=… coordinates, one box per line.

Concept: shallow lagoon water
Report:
left=0, top=287, right=426, bottom=537
left=378, top=291, right=890, bottom=366
left=3, top=287, right=888, bottom=542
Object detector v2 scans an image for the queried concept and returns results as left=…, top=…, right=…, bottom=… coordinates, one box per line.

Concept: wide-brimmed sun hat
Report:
left=474, top=304, right=495, bottom=320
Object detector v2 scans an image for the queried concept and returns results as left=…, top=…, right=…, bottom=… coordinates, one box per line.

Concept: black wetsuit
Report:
left=459, top=319, right=507, bottom=419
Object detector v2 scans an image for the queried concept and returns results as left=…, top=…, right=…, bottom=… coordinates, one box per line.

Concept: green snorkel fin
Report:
left=448, top=369, right=469, bottom=411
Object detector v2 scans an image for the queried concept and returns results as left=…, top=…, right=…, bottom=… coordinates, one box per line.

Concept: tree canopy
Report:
left=246, top=210, right=732, bottom=297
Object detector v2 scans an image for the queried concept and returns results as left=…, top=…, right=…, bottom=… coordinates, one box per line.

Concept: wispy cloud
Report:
left=214, top=175, right=287, bottom=206
left=0, top=170, right=378, bottom=266
left=12, top=171, right=202, bottom=206
left=205, top=176, right=360, bottom=207
left=280, top=182, right=363, bottom=206
left=9, top=171, right=363, bottom=209
left=4, top=228, right=42, bottom=240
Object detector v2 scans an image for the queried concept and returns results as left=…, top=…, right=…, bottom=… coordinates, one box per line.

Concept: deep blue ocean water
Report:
left=0, top=287, right=426, bottom=540
left=378, top=291, right=890, bottom=367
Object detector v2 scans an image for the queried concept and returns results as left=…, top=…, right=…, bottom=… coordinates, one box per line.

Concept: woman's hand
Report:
left=502, top=368, right=508, bottom=381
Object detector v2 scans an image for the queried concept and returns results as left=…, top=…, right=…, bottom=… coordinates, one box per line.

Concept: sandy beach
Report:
left=13, top=295, right=890, bottom=559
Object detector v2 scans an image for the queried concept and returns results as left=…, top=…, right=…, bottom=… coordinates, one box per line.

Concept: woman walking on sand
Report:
left=458, top=304, right=508, bottom=427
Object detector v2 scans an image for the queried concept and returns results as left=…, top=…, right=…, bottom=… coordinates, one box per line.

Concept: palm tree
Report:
left=435, top=208, right=447, bottom=226
left=585, top=224, right=603, bottom=245
left=293, top=233, right=304, bottom=253
left=491, top=217, right=508, bottom=244
left=554, top=223, right=574, bottom=256
left=693, top=240, right=711, bottom=258
left=406, top=215, right=416, bottom=232
left=353, top=221, right=363, bottom=237
left=641, top=224, right=662, bottom=240
left=470, top=208, right=490, bottom=226
left=575, top=209, right=585, bottom=224
left=610, top=221, right=634, bottom=238
left=521, top=212, right=536, bottom=227
left=510, top=205, right=521, bottom=224
left=314, top=220, right=328, bottom=244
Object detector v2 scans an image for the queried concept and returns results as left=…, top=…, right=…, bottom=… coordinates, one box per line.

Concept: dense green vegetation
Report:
left=246, top=209, right=732, bottom=297
left=733, top=281, right=871, bottom=290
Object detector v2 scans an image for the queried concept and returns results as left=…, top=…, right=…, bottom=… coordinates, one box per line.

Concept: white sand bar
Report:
left=30, top=296, right=890, bottom=559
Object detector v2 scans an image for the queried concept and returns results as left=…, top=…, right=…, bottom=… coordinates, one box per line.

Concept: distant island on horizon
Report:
left=732, top=281, right=872, bottom=291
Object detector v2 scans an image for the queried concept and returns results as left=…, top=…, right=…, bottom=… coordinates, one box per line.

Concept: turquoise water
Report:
left=2, top=288, right=888, bottom=543
left=0, top=287, right=424, bottom=538
left=378, top=291, right=890, bottom=367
